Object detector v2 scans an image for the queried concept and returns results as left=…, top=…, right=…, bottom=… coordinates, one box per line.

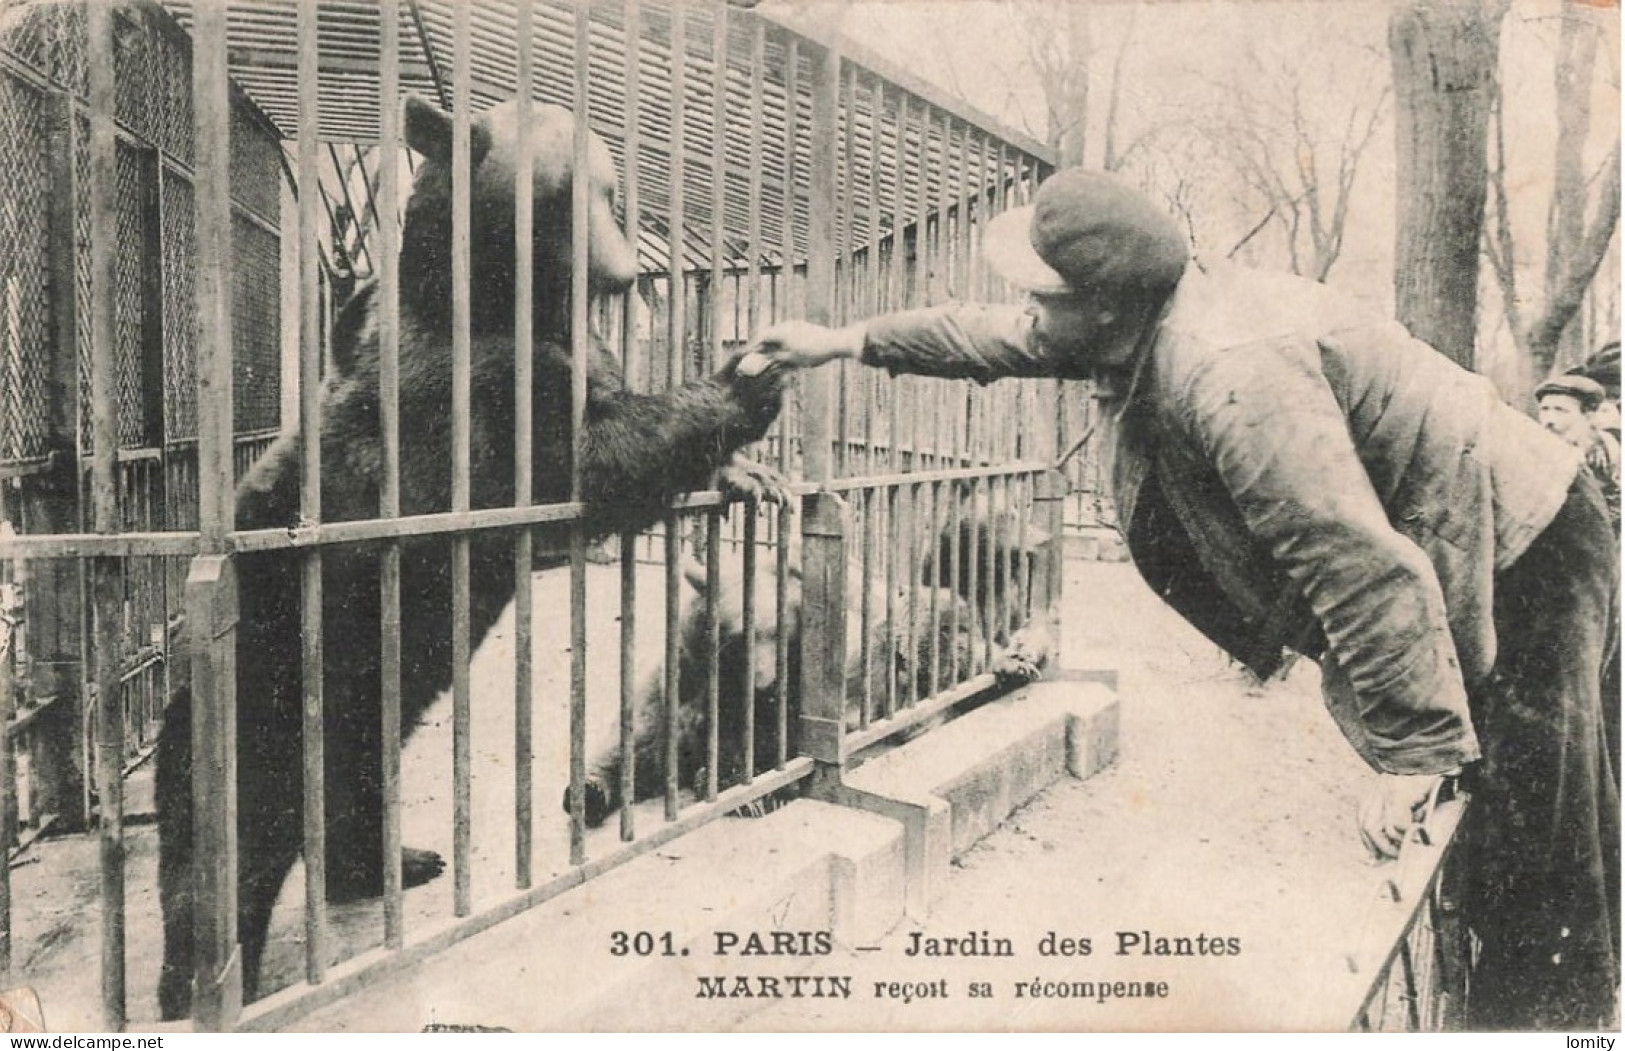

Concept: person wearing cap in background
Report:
left=1572, top=340, right=1622, bottom=438
left=746, top=169, right=1619, bottom=1030
left=1537, top=373, right=1621, bottom=528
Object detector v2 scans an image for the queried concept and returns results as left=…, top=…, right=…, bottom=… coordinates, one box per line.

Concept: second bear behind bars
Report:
left=154, top=96, right=789, bottom=1020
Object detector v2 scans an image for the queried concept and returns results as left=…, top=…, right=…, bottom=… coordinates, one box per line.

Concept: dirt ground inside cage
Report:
left=6, top=554, right=1396, bottom=1032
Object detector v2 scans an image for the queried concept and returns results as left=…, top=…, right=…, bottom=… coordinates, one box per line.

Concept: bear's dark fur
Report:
left=569, top=555, right=978, bottom=829
left=155, top=96, right=787, bottom=1020
left=569, top=495, right=1051, bottom=829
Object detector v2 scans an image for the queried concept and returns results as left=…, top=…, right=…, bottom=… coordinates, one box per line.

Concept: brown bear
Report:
left=569, top=491, right=1053, bottom=829
left=155, top=96, right=788, bottom=1020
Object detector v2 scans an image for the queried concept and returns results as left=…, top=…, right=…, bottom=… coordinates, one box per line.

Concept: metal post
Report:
left=798, top=41, right=844, bottom=783
left=183, top=557, right=240, bottom=1029
left=567, top=0, right=593, bottom=864
left=450, top=0, right=474, bottom=919
left=1033, top=469, right=1068, bottom=650
left=189, top=0, right=241, bottom=1028
left=86, top=0, right=126, bottom=1028
left=378, top=0, right=406, bottom=945
left=797, top=491, right=849, bottom=767
left=512, top=0, right=536, bottom=892
left=296, top=0, right=328, bottom=978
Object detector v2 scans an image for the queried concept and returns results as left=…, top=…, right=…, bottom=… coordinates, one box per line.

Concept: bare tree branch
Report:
left=1527, top=139, right=1622, bottom=358
left=1485, top=77, right=1527, bottom=351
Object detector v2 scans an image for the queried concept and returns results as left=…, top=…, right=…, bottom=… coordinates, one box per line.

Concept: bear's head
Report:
left=401, top=95, right=639, bottom=336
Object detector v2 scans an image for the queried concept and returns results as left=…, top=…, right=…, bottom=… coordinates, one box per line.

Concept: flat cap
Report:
left=983, top=169, right=1188, bottom=299
left=1535, top=373, right=1606, bottom=411
left=1569, top=341, right=1620, bottom=395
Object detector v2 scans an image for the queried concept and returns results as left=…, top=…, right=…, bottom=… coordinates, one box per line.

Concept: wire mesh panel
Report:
left=0, top=1, right=286, bottom=1030
left=0, top=69, right=53, bottom=466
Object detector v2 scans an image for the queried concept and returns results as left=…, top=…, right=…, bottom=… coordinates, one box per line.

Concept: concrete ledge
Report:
left=288, top=675, right=1118, bottom=1033
left=1065, top=525, right=1130, bottom=562
left=835, top=672, right=1119, bottom=916
left=291, top=800, right=906, bottom=1033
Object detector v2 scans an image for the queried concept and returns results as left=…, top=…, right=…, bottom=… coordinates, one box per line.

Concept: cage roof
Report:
left=157, top=0, right=1055, bottom=273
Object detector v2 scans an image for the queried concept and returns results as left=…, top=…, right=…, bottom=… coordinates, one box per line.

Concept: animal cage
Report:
left=0, top=0, right=1069, bottom=1031
left=0, top=0, right=285, bottom=840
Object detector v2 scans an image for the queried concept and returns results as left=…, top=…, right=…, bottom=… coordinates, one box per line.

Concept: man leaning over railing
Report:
left=744, top=169, right=1621, bottom=1032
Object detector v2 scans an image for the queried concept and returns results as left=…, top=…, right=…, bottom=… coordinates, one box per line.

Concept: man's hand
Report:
left=1357, top=772, right=1448, bottom=860
left=736, top=320, right=866, bottom=377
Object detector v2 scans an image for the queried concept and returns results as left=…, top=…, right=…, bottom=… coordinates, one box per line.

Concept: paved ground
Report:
left=741, top=558, right=1386, bottom=1032
left=9, top=555, right=1398, bottom=1032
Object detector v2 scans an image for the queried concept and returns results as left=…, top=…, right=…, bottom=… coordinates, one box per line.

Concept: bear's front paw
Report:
left=992, top=623, right=1052, bottom=685
left=717, top=349, right=789, bottom=424
left=563, top=777, right=615, bottom=828
left=715, top=454, right=790, bottom=505
left=401, top=846, right=446, bottom=890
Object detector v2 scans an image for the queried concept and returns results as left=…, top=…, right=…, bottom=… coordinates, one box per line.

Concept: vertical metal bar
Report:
left=745, top=19, right=764, bottom=337
left=568, top=0, right=594, bottom=863
left=512, top=0, right=537, bottom=892
left=834, top=62, right=856, bottom=479
left=617, top=0, right=644, bottom=845
left=865, top=76, right=881, bottom=477
left=772, top=31, right=797, bottom=767
left=450, top=0, right=474, bottom=918
left=623, top=0, right=643, bottom=374
left=1015, top=473, right=1034, bottom=628
left=668, top=0, right=687, bottom=388
left=377, top=0, right=406, bottom=948
left=296, top=0, right=328, bottom=982
left=189, top=0, right=240, bottom=1027
left=709, top=1, right=728, bottom=370
left=776, top=36, right=796, bottom=475
left=657, top=4, right=689, bottom=825
left=739, top=508, right=757, bottom=780
left=773, top=502, right=790, bottom=766
left=901, top=478, right=918, bottom=709
left=858, top=487, right=874, bottom=728
left=662, top=512, right=681, bottom=817
left=798, top=492, right=847, bottom=766
left=888, top=89, right=906, bottom=474
left=84, top=0, right=128, bottom=994
left=618, top=531, right=637, bottom=841
left=1035, top=468, right=1067, bottom=650
left=802, top=43, right=838, bottom=483
left=87, top=0, right=125, bottom=1024
left=982, top=475, right=1000, bottom=668
left=883, top=480, right=899, bottom=719
left=703, top=513, right=720, bottom=800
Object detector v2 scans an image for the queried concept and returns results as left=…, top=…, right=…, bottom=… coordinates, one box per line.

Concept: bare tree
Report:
left=1390, top=0, right=1510, bottom=369
left=1485, top=1, right=1621, bottom=386
left=1193, top=43, right=1390, bottom=280
left=974, top=1, right=1141, bottom=171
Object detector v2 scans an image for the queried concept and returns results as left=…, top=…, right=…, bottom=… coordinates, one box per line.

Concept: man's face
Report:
left=1538, top=393, right=1594, bottom=446
left=1025, top=291, right=1135, bottom=374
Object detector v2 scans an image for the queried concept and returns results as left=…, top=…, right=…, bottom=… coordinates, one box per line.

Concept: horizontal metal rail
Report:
left=235, top=756, right=816, bottom=1033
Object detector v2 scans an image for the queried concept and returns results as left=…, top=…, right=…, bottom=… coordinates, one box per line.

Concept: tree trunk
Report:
left=1530, top=5, right=1612, bottom=376
left=1389, top=0, right=1509, bottom=369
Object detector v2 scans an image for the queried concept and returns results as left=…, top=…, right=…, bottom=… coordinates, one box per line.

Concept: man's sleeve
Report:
left=861, top=303, right=1075, bottom=382
left=1179, top=336, right=1480, bottom=775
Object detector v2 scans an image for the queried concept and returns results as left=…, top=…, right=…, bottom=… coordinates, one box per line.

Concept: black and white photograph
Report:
left=0, top=0, right=1618, bottom=1034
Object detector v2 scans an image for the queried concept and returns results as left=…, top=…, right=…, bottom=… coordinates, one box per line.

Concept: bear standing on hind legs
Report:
left=155, top=96, right=791, bottom=1020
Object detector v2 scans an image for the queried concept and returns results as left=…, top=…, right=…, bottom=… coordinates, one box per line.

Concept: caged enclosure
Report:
left=0, top=0, right=1071, bottom=1031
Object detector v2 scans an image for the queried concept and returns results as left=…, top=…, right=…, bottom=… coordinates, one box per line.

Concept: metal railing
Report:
left=1, top=0, right=1063, bottom=1032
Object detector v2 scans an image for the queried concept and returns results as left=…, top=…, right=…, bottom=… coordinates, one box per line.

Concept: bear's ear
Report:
left=404, top=95, right=495, bottom=169
left=404, top=96, right=451, bottom=162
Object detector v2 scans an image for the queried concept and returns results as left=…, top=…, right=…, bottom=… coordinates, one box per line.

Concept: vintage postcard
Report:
left=0, top=0, right=1617, bottom=1036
